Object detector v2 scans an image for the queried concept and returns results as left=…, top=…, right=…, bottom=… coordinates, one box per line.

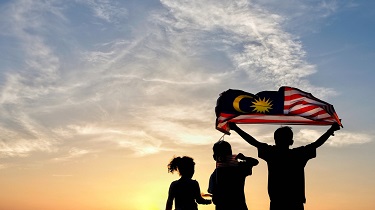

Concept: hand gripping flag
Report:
left=215, top=86, right=342, bottom=134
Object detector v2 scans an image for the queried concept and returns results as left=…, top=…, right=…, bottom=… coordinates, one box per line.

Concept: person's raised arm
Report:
left=310, top=122, right=341, bottom=149
left=236, top=153, right=259, bottom=166
left=229, top=123, right=262, bottom=148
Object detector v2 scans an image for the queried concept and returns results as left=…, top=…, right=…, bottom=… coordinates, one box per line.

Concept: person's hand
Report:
left=228, top=122, right=238, bottom=130
left=201, top=193, right=212, bottom=198
left=328, top=122, right=341, bottom=136
left=331, top=122, right=341, bottom=131
left=235, top=153, right=246, bottom=160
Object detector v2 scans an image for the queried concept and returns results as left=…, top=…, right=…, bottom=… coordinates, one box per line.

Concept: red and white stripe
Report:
left=284, top=87, right=335, bottom=121
left=217, top=113, right=335, bottom=126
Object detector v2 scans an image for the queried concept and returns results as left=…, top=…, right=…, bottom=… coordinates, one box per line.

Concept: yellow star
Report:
left=251, top=97, right=273, bottom=113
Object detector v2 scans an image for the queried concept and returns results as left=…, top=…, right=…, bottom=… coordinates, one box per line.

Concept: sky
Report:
left=0, top=0, right=374, bottom=210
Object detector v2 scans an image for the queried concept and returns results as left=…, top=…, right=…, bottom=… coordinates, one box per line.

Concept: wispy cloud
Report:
left=0, top=0, right=62, bottom=159
left=249, top=0, right=340, bottom=33
left=78, top=0, right=128, bottom=23
left=296, top=129, right=372, bottom=146
left=157, top=0, right=336, bottom=97
left=52, top=147, right=91, bottom=162
left=0, top=0, right=369, bottom=163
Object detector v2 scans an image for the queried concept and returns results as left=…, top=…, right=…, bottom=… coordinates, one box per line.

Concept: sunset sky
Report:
left=0, top=0, right=374, bottom=210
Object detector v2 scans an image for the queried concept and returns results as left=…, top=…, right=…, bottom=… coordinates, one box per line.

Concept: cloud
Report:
left=78, top=0, right=128, bottom=23
left=0, top=137, right=55, bottom=158
left=0, top=0, right=62, bottom=159
left=156, top=0, right=337, bottom=97
left=0, top=164, right=8, bottom=169
left=296, top=129, right=372, bottom=146
left=249, top=0, right=340, bottom=33
left=0, top=0, right=361, bottom=163
left=52, top=147, right=91, bottom=162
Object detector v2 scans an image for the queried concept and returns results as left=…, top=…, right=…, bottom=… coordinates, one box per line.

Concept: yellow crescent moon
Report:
left=233, top=95, right=253, bottom=113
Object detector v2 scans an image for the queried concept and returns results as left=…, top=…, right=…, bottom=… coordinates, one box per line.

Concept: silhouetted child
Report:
left=229, top=122, right=341, bottom=210
left=208, top=140, right=258, bottom=210
left=166, top=156, right=211, bottom=210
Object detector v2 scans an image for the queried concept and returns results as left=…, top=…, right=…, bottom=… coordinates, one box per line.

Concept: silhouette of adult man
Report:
left=229, top=122, right=341, bottom=210
left=208, top=140, right=258, bottom=210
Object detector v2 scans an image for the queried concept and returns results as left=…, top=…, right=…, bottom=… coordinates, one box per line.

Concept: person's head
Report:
left=274, top=126, right=294, bottom=147
left=212, top=140, right=232, bottom=162
left=167, top=156, right=195, bottom=178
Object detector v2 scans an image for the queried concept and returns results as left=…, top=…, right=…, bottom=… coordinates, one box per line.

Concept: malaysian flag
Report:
left=215, top=86, right=342, bottom=134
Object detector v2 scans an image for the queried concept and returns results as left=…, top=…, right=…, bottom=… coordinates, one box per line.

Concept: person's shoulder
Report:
left=169, top=180, right=179, bottom=188
left=257, top=142, right=273, bottom=150
left=176, top=178, right=197, bottom=186
left=190, top=179, right=200, bottom=187
left=292, top=144, right=315, bottom=151
left=291, top=145, right=316, bottom=158
left=184, top=178, right=198, bottom=184
left=259, top=141, right=271, bottom=146
left=210, top=169, right=217, bottom=176
left=171, top=179, right=179, bottom=185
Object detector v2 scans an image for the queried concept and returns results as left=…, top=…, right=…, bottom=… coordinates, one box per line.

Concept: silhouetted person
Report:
left=166, top=156, right=211, bottom=210
left=229, top=122, right=341, bottom=210
left=208, top=140, right=259, bottom=210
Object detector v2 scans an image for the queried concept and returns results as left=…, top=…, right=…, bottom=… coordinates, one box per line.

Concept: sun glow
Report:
left=251, top=97, right=273, bottom=113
